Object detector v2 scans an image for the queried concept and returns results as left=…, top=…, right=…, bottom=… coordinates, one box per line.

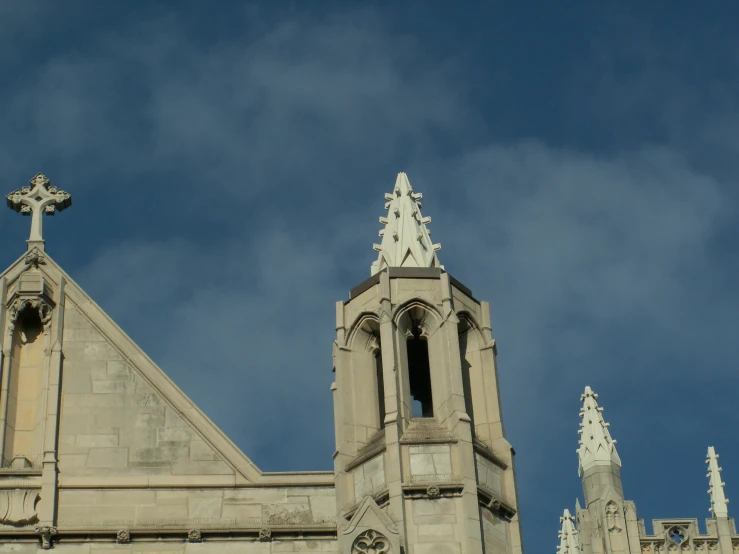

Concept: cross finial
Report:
left=6, top=173, right=72, bottom=251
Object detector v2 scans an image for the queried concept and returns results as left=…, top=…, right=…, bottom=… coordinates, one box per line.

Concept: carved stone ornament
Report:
left=35, top=526, right=57, bottom=550
left=0, top=489, right=39, bottom=526
left=708, top=542, right=719, bottom=551
left=426, top=485, right=440, bottom=499
left=352, top=529, right=392, bottom=554
left=259, top=527, right=272, bottom=541
left=642, top=544, right=652, bottom=553
left=24, top=247, right=46, bottom=268
left=8, top=297, right=53, bottom=331
left=117, top=528, right=131, bottom=543
left=606, top=501, right=623, bottom=534
left=188, top=529, right=202, bottom=543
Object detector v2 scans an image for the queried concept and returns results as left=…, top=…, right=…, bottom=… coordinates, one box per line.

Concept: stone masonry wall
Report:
left=0, top=539, right=338, bottom=553
left=58, top=303, right=233, bottom=476
left=57, top=486, right=337, bottom=527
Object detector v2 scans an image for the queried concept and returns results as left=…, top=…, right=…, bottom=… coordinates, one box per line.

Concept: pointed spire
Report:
left=577, top=386, right=621, bottom=477
left=707, top=446, right=729, bottom=517
left=557, top=508, right=581, bottom=554
left=371, top=172, right=441, bottom=275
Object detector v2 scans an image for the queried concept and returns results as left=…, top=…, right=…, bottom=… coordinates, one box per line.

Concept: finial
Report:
left=6, top=173, right=72, bottom=252
left=577, top=385, right=621, bottom=477
left=707, top=446, right=729, bottom=518
left=370, top=172, right=441, bottom=275
left=557, top=508, right=581, bottom=554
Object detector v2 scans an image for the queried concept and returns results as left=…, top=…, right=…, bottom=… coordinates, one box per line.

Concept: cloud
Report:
left=2, top=4, right=739, bottom=552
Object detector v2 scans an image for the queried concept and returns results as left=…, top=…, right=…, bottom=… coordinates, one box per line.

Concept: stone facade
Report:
left=0, top=172, right=524, bottom=552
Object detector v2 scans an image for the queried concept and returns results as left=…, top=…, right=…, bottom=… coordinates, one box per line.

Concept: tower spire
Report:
left=557, top=508, right=581, bottom=554
left=577, top=386, right=621, bottom=477
left=707, top=446, right=729, bottom=517
left=371, top=172, right=441, bottom=275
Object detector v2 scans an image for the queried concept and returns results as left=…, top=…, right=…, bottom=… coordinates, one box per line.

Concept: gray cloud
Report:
left=1, top=5, right=738, bottom=552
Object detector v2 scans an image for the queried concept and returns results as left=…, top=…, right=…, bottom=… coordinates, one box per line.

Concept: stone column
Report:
left=377, top=270, right=408, bottom=544
left=38, top=278, right=65, bottom=526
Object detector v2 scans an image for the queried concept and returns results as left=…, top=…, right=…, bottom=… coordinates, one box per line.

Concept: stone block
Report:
left=95, top=489, right=156, bottom=506
left=82, top=342, right=122, bottom=361
left=61, top=412, right=98, bottom=434
left=135, top=409, right=166, bottom=428
left=96, top=408, right=136, bottom=429
left=189, top=440, right=221, bottom=461
left=188, top=496, right=223, bottom=519
left=158, top=427, right=194, bottom=445
left=412, top=542, right=461, bottom=554
left=309, top=495, right=337, bottom=521
left=58, top=504, right=137, bottom=523
left=119, top=427, right=157, bottom=448
left=50, top=545, right=92, bottom=553
left=223, top=488, right=287, bottom=503
left=58, top=490, right=96, bottom=506
left=92, top=380, right=133, bottom=394
left=353, top=453, right=386, bottom=500
left=75, top=433, right=119, bottom=448
left=165, top=407, right=187, bottom=427
left=171, top=460, right=233, bottom=475
left=410, top=445, right=451, bottom=477
left=74, top=328, right=106, bottom=342
left=184, top=543, right=271, bottom=554
left=135, top=502, right=188, bottom=520
left=221, top=499, right=263, bottom=520
left=412, top=499, right=456, bottom=524
left=59, top=453, right=89, bottom=471
left=131, top=546, right=185, bottom=554
left=62, top=368, right=93, bottom=393
left=106, top=360, right=132, bottom=375
left=86, top=447, right=129, bottom=468
left=417, top=523, right=456, bottom=542
left=63, top=393, right=128, bottom=408
left=130, top=446, right=189, bottom=465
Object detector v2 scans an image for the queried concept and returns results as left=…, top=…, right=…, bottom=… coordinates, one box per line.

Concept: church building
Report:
left=0, top=172, right=734, bottom=553
left=0, top=172, right=522, bottom=552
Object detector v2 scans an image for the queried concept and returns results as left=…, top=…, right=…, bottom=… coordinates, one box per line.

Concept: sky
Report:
left=1, top=2, right=738, bottom=552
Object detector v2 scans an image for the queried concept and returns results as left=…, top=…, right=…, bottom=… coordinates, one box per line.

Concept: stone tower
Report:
left=558, top=386, right=738, bottom=554
left=332, top=173, right=524, bottom=554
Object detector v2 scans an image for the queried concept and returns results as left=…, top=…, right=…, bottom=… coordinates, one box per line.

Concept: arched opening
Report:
left=407, top=326, right=433, bottom=418
left=374, top=346, right=386, bottom=429
left=347, top=316, right=386, bottom=434
left=458, top=316, right=476, bottom=431
left=4, top=306, right=46, bottom=468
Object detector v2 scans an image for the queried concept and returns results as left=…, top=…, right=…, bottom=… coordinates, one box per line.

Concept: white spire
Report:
left=557, top=508, right=581, bottom=554
left=371, top=172, right=441, bottom=275
left=577, top=386, right=621, bottom=477
left=707, top=446, right=729, bottom=517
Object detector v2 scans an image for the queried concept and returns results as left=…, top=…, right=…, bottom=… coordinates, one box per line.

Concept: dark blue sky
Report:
left=1, top=3, right=738, bottom=552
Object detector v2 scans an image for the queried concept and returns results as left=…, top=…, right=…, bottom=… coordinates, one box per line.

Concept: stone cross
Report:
left=6, top=173, right=72, bottom=250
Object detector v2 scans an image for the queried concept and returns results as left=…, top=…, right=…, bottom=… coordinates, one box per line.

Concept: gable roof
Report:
left=0, top=249, right=332, bottom=486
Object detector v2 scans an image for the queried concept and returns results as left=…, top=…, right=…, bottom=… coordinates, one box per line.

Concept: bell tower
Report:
left=332, top=173, right=524, bottom=554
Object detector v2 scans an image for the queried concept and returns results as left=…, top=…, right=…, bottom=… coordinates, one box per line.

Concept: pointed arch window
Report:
left=374, top=345, right=386, bottom=429
left=407, top=326, right=433, bottom=418
left=3, top=301, right=49, bottom=468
